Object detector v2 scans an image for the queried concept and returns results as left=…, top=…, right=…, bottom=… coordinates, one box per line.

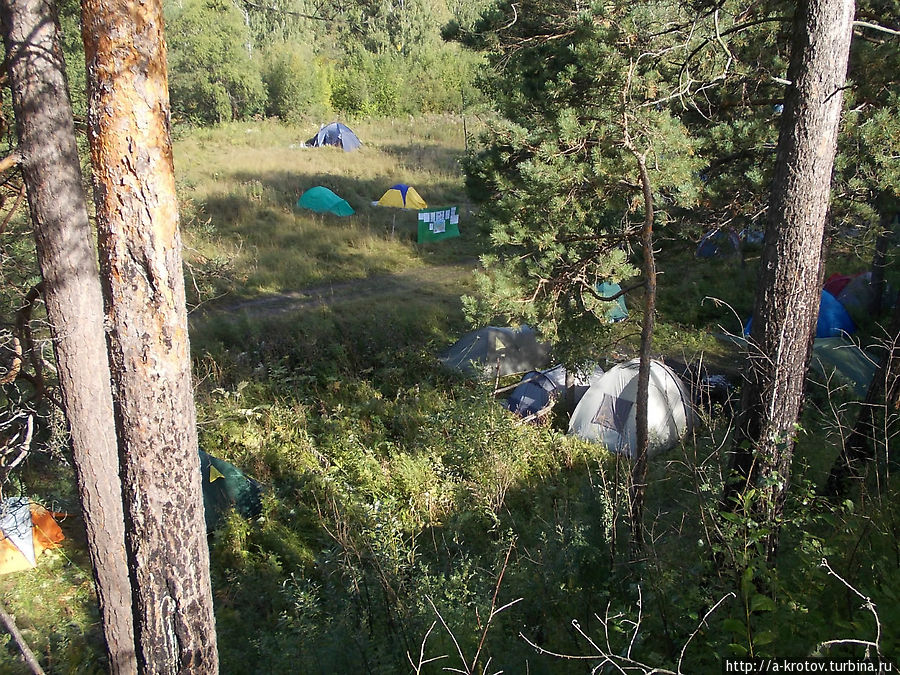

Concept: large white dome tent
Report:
left=568, top=359, right=695, bottom=459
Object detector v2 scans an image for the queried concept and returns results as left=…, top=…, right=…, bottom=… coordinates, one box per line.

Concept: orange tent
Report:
left=0, top=498, right=65, bottom=575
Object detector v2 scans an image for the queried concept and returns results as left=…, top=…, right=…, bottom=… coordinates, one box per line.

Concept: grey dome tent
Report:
left=439, top=326, right=550, bottom=379
left=568, top=359, right=695, bottom=459
left=306, top=122, right=361, bottom=152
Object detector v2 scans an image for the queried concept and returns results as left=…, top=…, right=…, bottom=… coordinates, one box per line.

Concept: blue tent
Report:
left=306, top=122, right=361, bottom=152
left=744, top=290, right=856, bottom=338
left=696, top=229, right=741, bottom=258
left=505, top=370, right=560, bottom=418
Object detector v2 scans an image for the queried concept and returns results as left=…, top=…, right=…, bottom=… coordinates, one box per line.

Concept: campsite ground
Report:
left=1, top=116, right=896, bottom=673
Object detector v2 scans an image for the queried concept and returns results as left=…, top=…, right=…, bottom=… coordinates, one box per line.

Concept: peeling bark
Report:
left=79, top=0, right=218, bottom=671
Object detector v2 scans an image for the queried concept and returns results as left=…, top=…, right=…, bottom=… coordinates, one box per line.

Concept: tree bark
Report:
left=0, top=1, right=136, bottom=671
left=628, top=150, right=656, bottom=550
left=79, top=0, right=219, bottom=671
left=724, top=0, right=855, bottom=558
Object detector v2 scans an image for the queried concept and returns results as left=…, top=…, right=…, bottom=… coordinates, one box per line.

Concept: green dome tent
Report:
left=297, top=186, right=354, bottom=217
left=199, top=450, right=263, bottom=531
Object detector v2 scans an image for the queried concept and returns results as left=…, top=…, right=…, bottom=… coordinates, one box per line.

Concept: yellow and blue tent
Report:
left=376, top=184, right=427, bottom=209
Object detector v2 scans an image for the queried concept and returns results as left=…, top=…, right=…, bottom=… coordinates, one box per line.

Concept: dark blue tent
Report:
left=696, top=229, right=740, bottom=258
left=306, top=122, right=362, bottom=152
left=505, top=370, right=560, bottom=418
left=744, top=290, right=856, bottom=338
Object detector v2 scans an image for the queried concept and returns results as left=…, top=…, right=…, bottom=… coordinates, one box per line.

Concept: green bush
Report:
left=165, top=0, right=267, bottom=124
left=261, top=44, right=331, bottom=122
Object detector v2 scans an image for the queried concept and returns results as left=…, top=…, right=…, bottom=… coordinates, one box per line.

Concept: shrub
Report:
left=165, top=0, right=267, bottom=124
left=261, top=43, right=331, bottom=122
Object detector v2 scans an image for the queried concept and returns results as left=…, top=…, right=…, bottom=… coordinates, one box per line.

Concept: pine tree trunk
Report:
left=725, top=0, right=855, bottom=557
left=0, top=1, right=136, bottom=671
left=79, top=0, right=219, bottom=671
left=870, top=208, right=895, bottom=316
left=628, top=151, right=656, bottom=550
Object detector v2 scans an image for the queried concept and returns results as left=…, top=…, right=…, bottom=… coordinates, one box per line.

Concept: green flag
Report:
left=417, top=206, right=460, bottom=243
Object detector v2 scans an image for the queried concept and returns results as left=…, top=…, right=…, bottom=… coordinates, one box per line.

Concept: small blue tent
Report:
left=696, top=229, right=741, bottom=258
left=306, top=122, right=361, bottom=152
left=744, top=290, right=856, bottom=338
left=505, top=370, right=560, bottom=418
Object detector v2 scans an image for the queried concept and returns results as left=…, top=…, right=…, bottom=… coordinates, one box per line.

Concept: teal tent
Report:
left=297, top=186, right=354, bottom=216
left=199, top=450, right=263, bottom=531
left=809, top=338, right=876, bottom=399
left=596, top=281, right=628, bottom=322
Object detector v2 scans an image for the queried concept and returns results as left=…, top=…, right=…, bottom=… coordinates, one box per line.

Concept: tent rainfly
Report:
left=199, top=450, right=263, bottom=531
left=305, top=122, right=362, bottom=151
left=0, top=497, right=64, bottom=575
left=744, top=290, right=855, bottom=338
left=297, top=186, right=355, bottom=217
left=568, top=359, right=695, bottom=459
left=595, top=281, right=628, bottom=322
left=376, top=184, right=427, bottom=209
left=439, top=326, right=550, bottom=379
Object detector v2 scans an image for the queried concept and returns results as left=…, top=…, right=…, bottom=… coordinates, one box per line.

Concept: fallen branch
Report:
left=0, top=600, right=45, bottom=675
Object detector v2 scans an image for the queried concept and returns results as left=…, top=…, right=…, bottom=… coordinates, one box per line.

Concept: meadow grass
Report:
left=175, top=116, right=480, bottom=302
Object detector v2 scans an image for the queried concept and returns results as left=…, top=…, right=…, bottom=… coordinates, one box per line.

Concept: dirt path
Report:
left=194, top=261, right=476, bottom=319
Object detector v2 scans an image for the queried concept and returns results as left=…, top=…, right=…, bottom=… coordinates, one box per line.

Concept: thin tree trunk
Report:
left=80, top=0, right=219, bottom=671
left=724, top=0, right=855, bottom=558
left=0, top=601, right=45, bottom=675
left=628, top=150, right=656, bottom=550
left=0, top=1, right=136, bottom=671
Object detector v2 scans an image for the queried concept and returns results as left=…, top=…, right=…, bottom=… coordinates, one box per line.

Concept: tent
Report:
left=835, top=272, right=891, bottom=323
left=199, top=450, right=263, bottom=531
left=744, top=290, right=855, bottom=338
left=809, top=338, right=877, bottom=399
left=0, top=498, right=64, bottom=575
left=505, top=369, right=560, bottom=418
left=297, top=186, right=355, bottom=217
left=568, top=359, right=695, bottom=459
left=506, top=364, right=605, bottom=418
left=824, top=273, right=854, bottom=298
left=696, top=229, right=741, bottom=258
left=376, top=184, right=427, bottom=209
left=305, top=122, right=361, bottom=152
left=595, top=281, right=628, bottom=322
left=439, top=326, right=550, bottom=379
